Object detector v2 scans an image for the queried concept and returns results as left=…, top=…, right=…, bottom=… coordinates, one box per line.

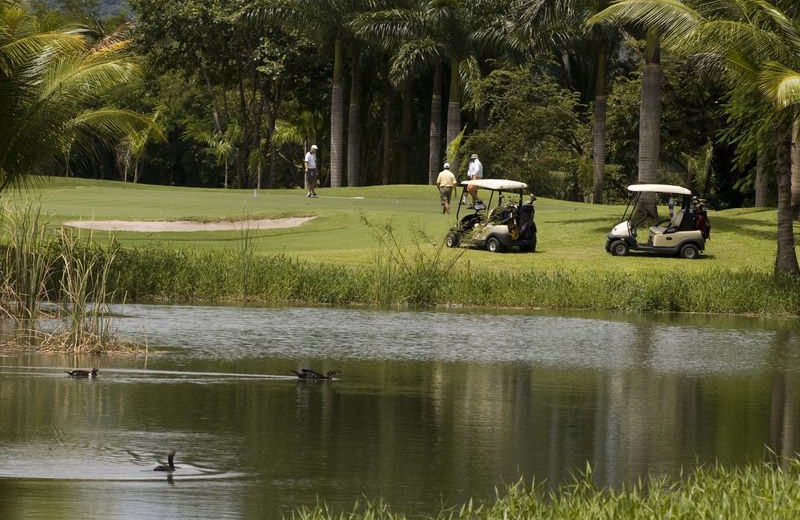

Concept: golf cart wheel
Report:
left=445, top=233, right=459, bottom=248
left=610, top=240, right=629, bottom=257
left=680, top=243, right=699, bottom=259
left=486, top=237, right=504, bottom=253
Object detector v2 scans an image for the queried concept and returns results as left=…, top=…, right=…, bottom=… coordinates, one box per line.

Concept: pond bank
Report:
left=292, top=461, right=800, bottom=519
left=111, top=247, right=800, bottom=318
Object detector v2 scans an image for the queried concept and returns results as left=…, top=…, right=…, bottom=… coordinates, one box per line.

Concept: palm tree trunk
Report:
left=774, top=123, right=800, bottom=275
left=347, top=55, right=362, bottom=187
left=755, top=144, right=769, bottom=207
left=267, top=118, right=277, bottom=188
left=428, top=60, right=443, bottom=185
left=635, top=31, right=662, bottom=219
left=792, top=118, right=799, bottom=217
left=382, top=82, right=394, bottom=185
left=592, top=44, right=608, bottom=204
left=399, top=81, right=413, bottom=184
left=257, top=152, right=262, bottom=190
left=330, top=39, right=345, bottom=188
left=446, top=59, right=461, bottom=174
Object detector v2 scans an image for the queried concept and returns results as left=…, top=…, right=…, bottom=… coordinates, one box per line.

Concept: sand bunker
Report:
left=63, top=217, right=315, bottom=232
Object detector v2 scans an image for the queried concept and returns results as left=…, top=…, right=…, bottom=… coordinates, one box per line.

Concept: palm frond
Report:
left=351, top=8, right=424, bottom=45
left=588, top=0, right=704, bottom=41
left=68, top=108, right=162, bottom=144
left=459, top=55, right=481, bottom=105
left=760, top=61, right=800, bottom=107
left=273, top=119, right=306, bottom=147
left=751, top=0, right=800, bottom=52
left=0, top=31, right=85, bottom=75
left=389, top=38, right=439, bottom=86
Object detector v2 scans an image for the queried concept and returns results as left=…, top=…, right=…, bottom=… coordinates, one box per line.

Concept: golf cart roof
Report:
left=460, top=179, right=528, bottom=191
left=627, top=184, right=692, bottom=195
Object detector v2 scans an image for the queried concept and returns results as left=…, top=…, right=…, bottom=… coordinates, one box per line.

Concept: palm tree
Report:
left=347, top=55, right=362, bottom=187
left=590, top=0, right=799, bottom=274
left=590, top=5, right=664, bottom=216
left=517, top=0, right=618, bottom=203
left=793, top=120, right=799, bottom=215
left=354, top=0, right=511, bottom=183
left=0, top=5, right=157, bottom=191
left=244, top=0, right=372, bottom=188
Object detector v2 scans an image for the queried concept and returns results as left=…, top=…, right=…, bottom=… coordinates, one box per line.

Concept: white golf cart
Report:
left=605, top=184, right=710, bottom=259
left=445, top=179, right=537, bottom=253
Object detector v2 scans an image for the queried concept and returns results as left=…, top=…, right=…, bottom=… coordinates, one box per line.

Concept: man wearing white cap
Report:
left=304, top=144, right=319, bottom=198
left=466, top=153, right=483, bottom=205
left=436, top=162, right=458, bottom=214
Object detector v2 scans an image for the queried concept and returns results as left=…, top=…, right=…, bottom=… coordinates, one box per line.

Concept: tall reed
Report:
left=0, top=202, right=56, bottom=343
left=236, top=218, right=256, bottom=300
left=364, top=218, right=464, bottom=306
left=55, top=229, right=127, bottom=352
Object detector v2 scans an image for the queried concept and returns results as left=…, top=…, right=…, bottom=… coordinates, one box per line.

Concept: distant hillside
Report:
left=95, top=0, right=129, bottom=17
left=45, top=1, right=130, bottom=18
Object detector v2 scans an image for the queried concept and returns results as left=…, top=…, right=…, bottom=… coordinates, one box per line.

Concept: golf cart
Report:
left=444, top=179, right=537, bottom=253
left=605, top=184, right=711, bottom=259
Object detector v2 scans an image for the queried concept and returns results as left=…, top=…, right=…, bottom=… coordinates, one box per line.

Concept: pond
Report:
left=1, top=305, right=799, bottom=519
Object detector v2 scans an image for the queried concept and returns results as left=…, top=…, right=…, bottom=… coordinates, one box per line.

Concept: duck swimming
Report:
left=292, top=368, right=338, bottom=380
left=154, top=450, right=177, bottom=472
left=65, top=368, right=99, bottom=378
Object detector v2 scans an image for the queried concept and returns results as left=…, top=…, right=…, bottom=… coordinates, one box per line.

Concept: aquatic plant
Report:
left=236, top=218, right=257, bottom=300
left=53, top=229, right=131, bottom=352
left=363, top=217, right=465, bottom=306
left=0, top=202, right=57, bottom=343
left=0, top=204, right=139, bottom=352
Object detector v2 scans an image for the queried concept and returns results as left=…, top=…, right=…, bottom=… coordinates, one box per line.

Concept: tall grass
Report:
left=53, top=229, right=131, bottom=353
left=0, top=202, right=56, bottom=342
left=288, top=460, right=800, bottom=519
left=364, top=218, right=465, bottom=306
left=0, top=203, right=137, bottom=352
left=236, top=218, right=257, bottom=300
left=108, top=244, right=800, bottom=316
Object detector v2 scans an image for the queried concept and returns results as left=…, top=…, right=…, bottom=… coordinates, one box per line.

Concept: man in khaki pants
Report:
left=436, top=162, right=458, bottom=214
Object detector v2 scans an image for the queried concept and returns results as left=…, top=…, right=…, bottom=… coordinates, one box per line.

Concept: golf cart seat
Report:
left=649, top=210, right=684, bottom=235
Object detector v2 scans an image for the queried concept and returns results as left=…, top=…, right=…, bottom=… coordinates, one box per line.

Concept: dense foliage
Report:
left=20, top=0, right=749, bottom=199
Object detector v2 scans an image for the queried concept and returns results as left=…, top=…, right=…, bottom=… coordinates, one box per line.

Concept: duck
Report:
left=65, top=368, right=99, bottom=378
left=292, top=368, right=338, bottom=380
left=154, top=450, right=177, bottom=472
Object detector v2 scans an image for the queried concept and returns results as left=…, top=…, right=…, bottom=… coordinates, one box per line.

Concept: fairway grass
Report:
left=12, top=176, right=794, bottom=272
left=6, top=177, right=800, bottom=315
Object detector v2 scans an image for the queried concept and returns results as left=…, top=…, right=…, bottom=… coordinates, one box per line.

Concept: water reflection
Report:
left=0, top=305, right=798, bottom=519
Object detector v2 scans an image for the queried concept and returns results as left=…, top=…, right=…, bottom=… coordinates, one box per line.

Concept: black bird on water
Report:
left=154, top=450, right=177, bottom=472
left=65, top=368, right=99, bottom=378
left=292, top=369, right=338, bottom=380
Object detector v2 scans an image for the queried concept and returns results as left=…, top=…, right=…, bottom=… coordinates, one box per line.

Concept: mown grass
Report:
left=289, top=460, right=800, bottom=519
left=5, top=177, right=800, bottom=316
